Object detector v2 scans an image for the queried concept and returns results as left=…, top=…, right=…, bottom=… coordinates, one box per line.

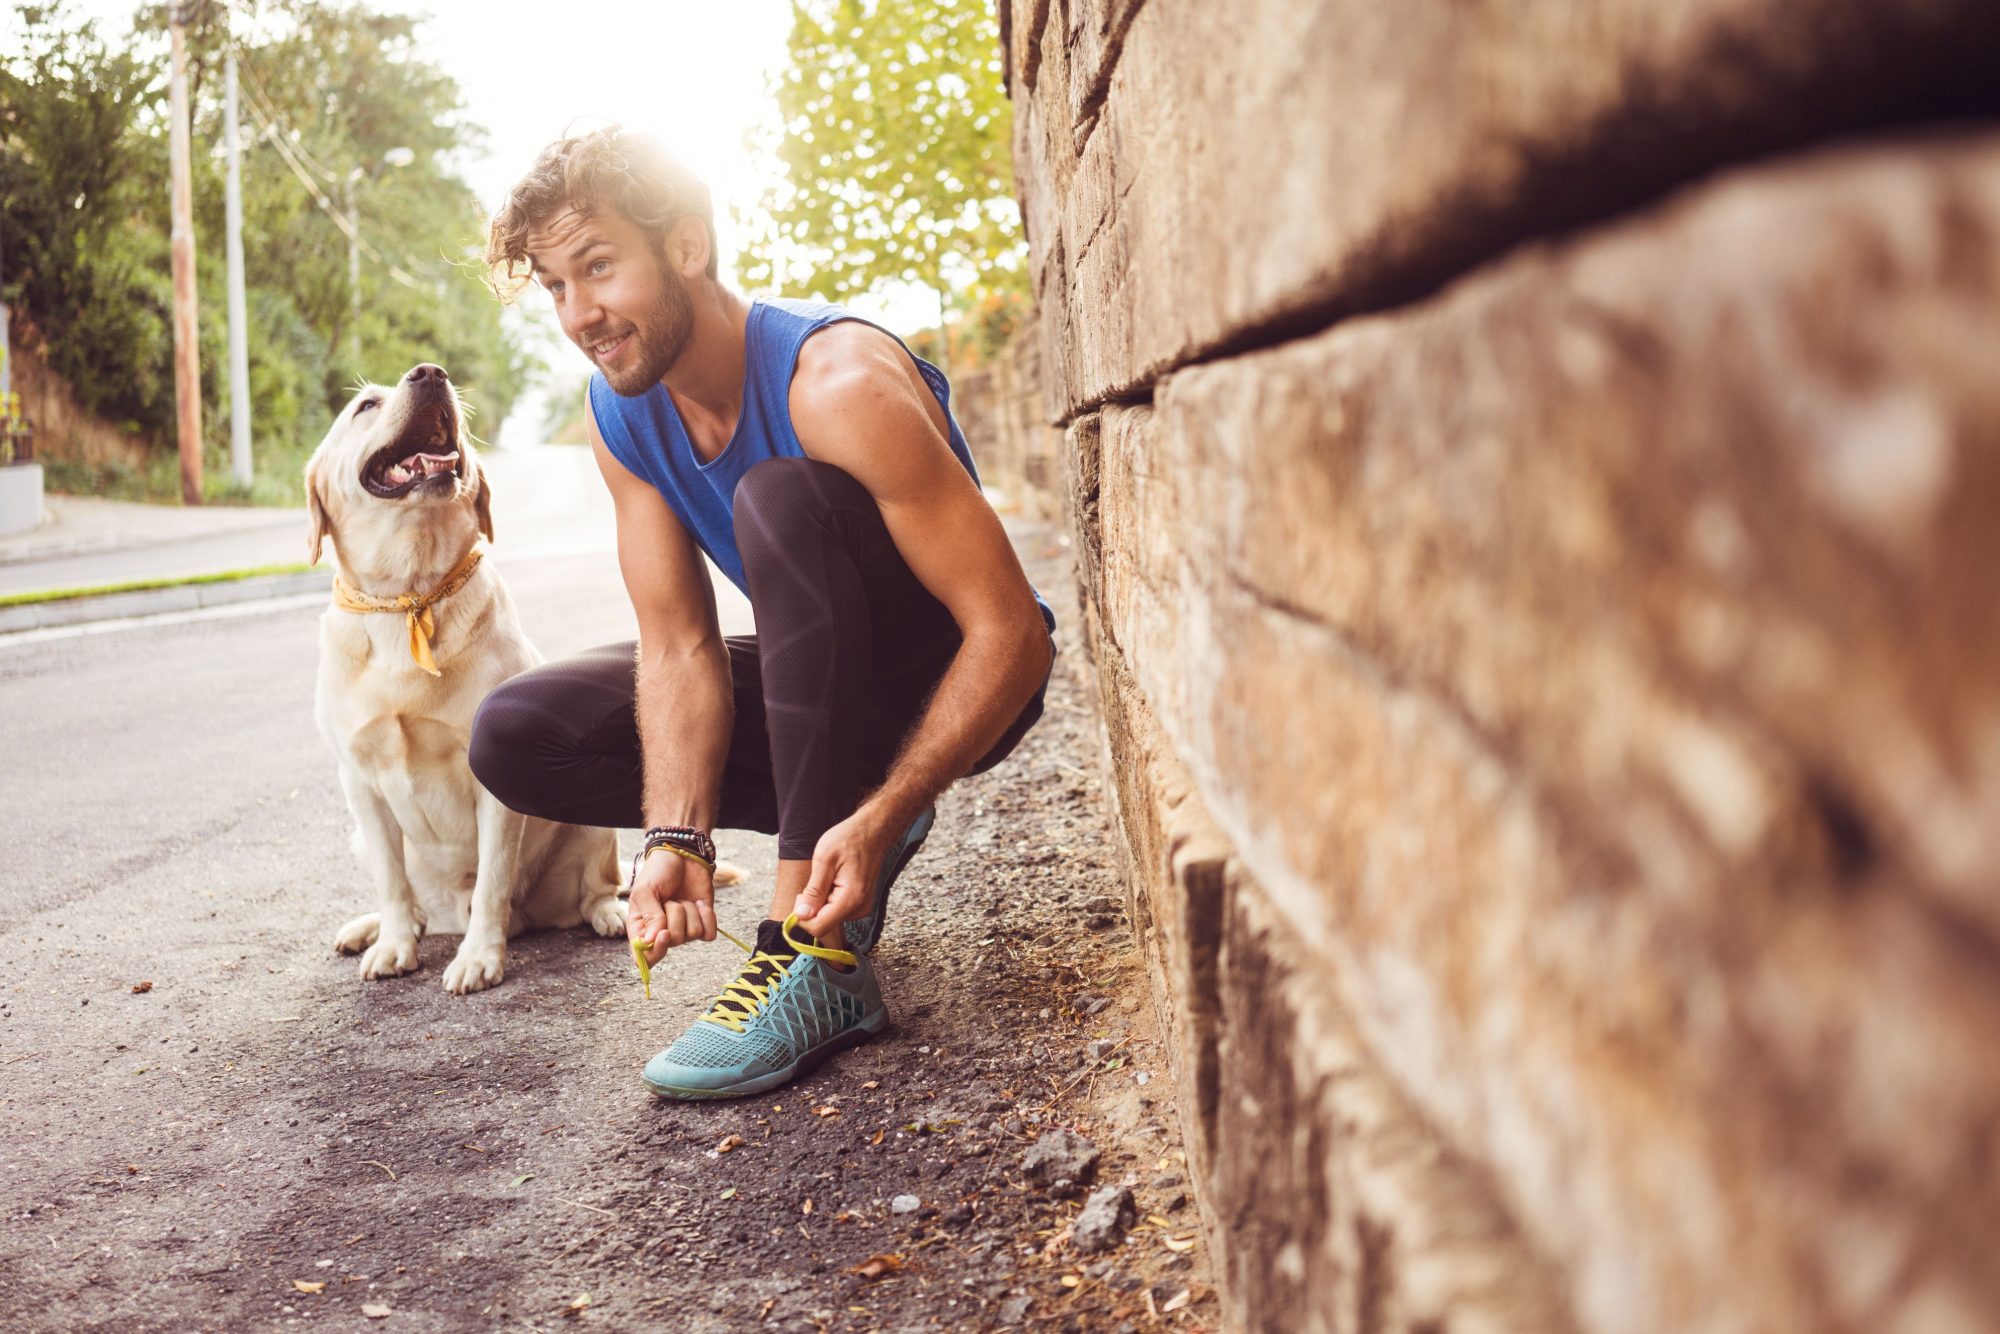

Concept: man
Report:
left=470, top=126, right=1055, bottom=1100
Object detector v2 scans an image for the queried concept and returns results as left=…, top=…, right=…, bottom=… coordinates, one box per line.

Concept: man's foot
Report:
left=848, top=805, right=935, bottom=956
left=642, top=916, right=886, bottom=1100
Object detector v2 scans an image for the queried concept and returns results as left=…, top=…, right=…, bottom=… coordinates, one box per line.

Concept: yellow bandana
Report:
left=330, top=546, right=485, bottom=677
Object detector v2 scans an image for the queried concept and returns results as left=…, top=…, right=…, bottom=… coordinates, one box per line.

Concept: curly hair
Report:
left=484, top=125, right=716, bottom=302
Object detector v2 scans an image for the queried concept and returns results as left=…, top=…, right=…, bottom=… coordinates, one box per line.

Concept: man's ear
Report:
left=305, top=454, right=332, bottom=566
left=666, top=214, right=712, bottom=280
left=474, top=467, right=495, bottom=545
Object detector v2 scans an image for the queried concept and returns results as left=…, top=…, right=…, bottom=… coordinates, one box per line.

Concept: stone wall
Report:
left=1000, top=2, right=2000, bottom=1331
left=953, top=330, right=1064, bottom=522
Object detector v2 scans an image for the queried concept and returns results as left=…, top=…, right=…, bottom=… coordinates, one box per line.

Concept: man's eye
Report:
left=355, top=399, right=379, bottom=414
left=589, top=259, right=609, bottom=275
left=548, top=280, right=565, bottom=296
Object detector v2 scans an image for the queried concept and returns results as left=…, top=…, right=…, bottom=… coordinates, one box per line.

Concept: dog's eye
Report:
left=354, top=398, right=380, bottom=415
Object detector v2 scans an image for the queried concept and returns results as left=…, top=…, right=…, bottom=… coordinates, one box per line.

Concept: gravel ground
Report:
left=0, top=521, right=1217, bottom=1332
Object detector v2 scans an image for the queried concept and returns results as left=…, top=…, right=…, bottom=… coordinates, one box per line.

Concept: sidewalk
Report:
left=0, top=446, right=614, bottom=632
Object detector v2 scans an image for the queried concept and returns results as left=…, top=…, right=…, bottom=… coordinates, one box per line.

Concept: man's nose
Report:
left=405, top=363, right=449, bottom=384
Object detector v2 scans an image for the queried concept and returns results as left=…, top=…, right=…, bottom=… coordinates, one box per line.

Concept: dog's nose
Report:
left=405, top=363, right=449, bottom=384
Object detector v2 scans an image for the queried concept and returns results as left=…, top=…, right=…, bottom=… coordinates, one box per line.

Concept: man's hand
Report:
left=628, top=850, right=717, bottom=965
left=793, top=806, right=895, bottom=942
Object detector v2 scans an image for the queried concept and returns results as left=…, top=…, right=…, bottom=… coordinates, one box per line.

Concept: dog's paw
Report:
left=442, top=938, right=506, bottom=994
left=333, top=912, right=381, bottom=955
left=713, top=859, right=747, bottom=888
left=358, top=931, right=421, bottom=980
left=586, top=896, right=628, bottom=938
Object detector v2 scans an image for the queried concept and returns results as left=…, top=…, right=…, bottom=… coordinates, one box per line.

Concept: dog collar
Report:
left=330, top=545, right=485, bottom=678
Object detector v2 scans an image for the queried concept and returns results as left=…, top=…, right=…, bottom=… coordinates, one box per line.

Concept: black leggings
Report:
left=469, top=457, right=1050, bottom=859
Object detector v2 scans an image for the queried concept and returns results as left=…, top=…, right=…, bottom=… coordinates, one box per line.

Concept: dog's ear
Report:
left=304, top=453, right=332, bottom=566
left=474, top=466, right=495, bottom=545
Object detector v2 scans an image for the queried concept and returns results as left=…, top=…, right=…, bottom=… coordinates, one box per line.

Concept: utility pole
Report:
left=347, top=173, right=361, bottom=374
left=167, top=7, right=203, bottom=505
left=224, top=45, right=252, bottom=488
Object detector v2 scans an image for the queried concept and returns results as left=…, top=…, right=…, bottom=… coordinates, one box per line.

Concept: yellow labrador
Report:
left=304, top=363, right=624, bottom=993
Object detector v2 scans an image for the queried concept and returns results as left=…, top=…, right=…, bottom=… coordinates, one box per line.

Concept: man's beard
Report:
left=592, top=262, right=695, bottom=397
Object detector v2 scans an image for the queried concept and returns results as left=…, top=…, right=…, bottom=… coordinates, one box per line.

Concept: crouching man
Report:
left=470, top=126, right=1055, bottom=1099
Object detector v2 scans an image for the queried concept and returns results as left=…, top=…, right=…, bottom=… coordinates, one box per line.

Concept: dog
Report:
left=303, top=362, right=625, bottom=994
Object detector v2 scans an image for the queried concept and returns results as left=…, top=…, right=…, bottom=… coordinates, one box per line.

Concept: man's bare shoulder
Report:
left=791, top=319, right=925, bottom=407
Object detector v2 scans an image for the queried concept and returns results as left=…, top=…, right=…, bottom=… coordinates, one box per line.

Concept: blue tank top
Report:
left=590, top=297, right=1054, bottom=630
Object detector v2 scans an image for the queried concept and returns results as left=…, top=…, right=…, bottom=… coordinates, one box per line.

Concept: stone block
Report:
left=1088, top=134, right=2000, bottom=1331
left=1001, top=0, right=2000, bottom=417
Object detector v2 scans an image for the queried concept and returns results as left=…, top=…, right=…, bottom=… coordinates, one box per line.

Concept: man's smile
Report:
left=591, top=332, right=633, bottom=363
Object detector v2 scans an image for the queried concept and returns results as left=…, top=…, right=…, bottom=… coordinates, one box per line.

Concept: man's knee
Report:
left=732, top=457, right=869, bottom=562
left=467, top=682, right=537, bottom=812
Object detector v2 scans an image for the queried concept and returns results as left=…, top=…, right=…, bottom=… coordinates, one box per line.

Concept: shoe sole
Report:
left=858, top=806, right=934, bottom=955
left=643, top=1007, right=890, bottom=1101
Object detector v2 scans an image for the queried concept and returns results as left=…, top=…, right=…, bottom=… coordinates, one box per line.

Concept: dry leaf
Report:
left=720, top=1186, right=737, bottom=1200
left=717, top=1134, right=745, bottom=1153
left=1163, top=1234, right=1197, bottom=1253
left=361, top=1303, right=392, bottom=1319
left=460, top=1143, right=486, bottom=1153
left=131, top=981, right=153, bottom=994
left=1146, top=1214, right=1173, bottom=1228
left=291, top=1280, right=327, bottom=1294
left=565, top=1293, right=592, bottom=1317
left=846, top=1253, right=904, bottom=1280
left=1059, top=1274, right=1081, bottom=1289
left=801, top=1198, right=813, bottom=1215
left=814, top=1106, right=839, bottom=1118
left=1162, top=1288, right=1192, bottom=1313
left=861, top=1080, right=880, bottom=1090
left=870, top=1128, right=886, bottom=1146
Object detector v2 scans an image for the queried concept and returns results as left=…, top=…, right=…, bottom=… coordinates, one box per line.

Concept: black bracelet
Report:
left=642, top=824, right=717, bottom=866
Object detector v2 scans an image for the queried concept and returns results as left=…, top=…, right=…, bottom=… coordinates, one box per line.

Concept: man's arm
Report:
left=588, top=393, right=734, bottom=959
left=787, top=322, right=1053, bottom=932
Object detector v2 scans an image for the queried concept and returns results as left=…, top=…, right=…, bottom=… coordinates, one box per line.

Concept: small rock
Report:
left=1083, top=896, right=1120, bottom=915
left=1084, top=1039, right=1117, bottom=1064
left=1151, top=1173, right=1184, bottom=1190
left=891, top=1194, right=921, bottom=1215
left=997, top=1295, right=1033, bottom=1325
left=1072, top=1185, right=1136, bottom=1254
left=1021, top=1129, right=1100, bottom=1197
left=942, top=1203, right=974, bottom=1228
left=1085, top=914, right=1118, bottom=931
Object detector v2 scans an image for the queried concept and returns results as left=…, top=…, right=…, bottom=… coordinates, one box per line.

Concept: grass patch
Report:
left=41, top=437, right=316, bottom=508
left=0, top=561, right=319, bottom=608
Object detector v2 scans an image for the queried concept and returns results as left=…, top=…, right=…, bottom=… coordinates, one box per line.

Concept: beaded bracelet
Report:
left=642, top=824, right=716, bottom=865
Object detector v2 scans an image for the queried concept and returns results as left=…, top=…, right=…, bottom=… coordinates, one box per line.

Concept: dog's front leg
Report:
left=339, top=769, right=425, bottom=979
left=442, top=789, right=522, bottom=994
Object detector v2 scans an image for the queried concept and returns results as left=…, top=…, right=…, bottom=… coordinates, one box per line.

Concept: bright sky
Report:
left=27, top=0, right=934, bottom=440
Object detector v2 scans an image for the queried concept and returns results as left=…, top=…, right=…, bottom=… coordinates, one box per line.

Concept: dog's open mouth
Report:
left=361, top=408, right=462, bottom=499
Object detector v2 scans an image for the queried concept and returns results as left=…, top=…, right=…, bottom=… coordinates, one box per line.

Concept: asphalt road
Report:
left=0, top=520, right=1215, bottom=1332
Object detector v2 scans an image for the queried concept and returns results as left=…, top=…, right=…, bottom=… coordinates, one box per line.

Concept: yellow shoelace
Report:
left=628, top=920, right=856, bottom=1024
left=696, top=915, right=857, bottom=1032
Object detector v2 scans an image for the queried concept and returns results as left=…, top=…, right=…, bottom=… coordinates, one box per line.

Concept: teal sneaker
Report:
left=848, top=805, right=935, bottom=956
left=642, top=915, right=886, bottom=1100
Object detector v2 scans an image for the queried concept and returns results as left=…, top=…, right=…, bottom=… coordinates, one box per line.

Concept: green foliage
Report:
left=0, top=0, right=533, bottom=504
left=736, top=0, right=1027, bottom=362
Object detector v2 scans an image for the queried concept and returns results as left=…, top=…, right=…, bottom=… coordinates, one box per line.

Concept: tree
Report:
left=736, top=0, right=1025, bottom=364
left=0, top=0, right=533, bottom=502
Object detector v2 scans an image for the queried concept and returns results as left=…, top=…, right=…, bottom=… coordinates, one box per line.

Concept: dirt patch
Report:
left=0, top=523, right=1217, bottom=1331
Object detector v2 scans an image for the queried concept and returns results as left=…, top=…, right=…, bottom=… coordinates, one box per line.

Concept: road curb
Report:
left=0, top=568, right=333, bottom=633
